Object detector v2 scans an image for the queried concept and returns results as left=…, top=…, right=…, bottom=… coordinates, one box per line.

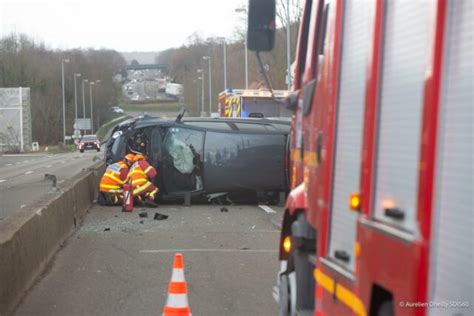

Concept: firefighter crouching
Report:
left=98, top=154, right=135, bottom=206
left=127, top=154, right=159, bottom=207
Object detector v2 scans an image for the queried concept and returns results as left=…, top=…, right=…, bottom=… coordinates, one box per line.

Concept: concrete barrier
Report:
left=0, top=162, right=104, bottom=316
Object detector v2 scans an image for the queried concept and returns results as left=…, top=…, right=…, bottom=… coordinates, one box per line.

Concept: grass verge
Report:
left=121, top=103, right=182, bottom=113
left=41, top=144, right=77, bottom=153
left=96, top=115, right=133, bottom=142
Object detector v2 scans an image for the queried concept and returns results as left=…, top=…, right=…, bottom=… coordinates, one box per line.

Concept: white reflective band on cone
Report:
left=166, top=293, right=189, bottom=307
left=171, top=268, right=185, bottom=282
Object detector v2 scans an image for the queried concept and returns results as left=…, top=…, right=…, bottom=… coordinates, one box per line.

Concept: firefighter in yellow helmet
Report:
left=98, top=153, right=135, bottom=206
left=127, top=153, right=159, bottom=207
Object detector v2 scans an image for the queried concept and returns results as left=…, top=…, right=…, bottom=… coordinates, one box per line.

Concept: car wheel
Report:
left=97, top=148, right=100, bottom=152
left=80, top=150, right=84, bottom=153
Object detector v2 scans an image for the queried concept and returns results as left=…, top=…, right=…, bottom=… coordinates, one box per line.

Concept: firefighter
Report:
left=127, top=153, right=159, bottom=207
left=98, top=154, right=135, bottom=206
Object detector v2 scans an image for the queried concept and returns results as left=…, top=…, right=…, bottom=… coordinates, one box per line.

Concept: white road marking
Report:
left=140, top=249, right=278, bottom=254
left=258, top=205, right=277, bottom=214
left=20, top=204, right=27, bottom=208
left=46, top=165, right=52, bottom=168
left=0, top=180, right=6, bottom=183
left=57, top=180, right=65, bottom=184
left=24, top=171, right=34, bottom=175
left=6, top=163, right=12, bottom=166
left=23, top=160, right=29, bottom=163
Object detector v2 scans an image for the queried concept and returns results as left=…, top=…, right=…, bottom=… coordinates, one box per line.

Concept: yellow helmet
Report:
left=124, top=153, right=136, bottom=164
left=134, top=154, right=146, bottom=162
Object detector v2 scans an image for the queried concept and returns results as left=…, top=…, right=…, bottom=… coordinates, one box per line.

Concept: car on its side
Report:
left=104, top=116, right=290, bottom=203
left=78, top=134, right=100, bottom=152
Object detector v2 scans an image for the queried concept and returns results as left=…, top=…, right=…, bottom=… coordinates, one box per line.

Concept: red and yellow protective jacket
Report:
left=99, top=161, right=129, bottom=193
left=127, top=160, right=157, bottom=187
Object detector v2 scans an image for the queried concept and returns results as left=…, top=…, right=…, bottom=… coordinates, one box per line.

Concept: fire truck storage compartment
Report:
left=328, top=0, right=372, bottom=272
left=428, top=1, right=473, bottom=315
left=372, top=0, right=435, bottom=233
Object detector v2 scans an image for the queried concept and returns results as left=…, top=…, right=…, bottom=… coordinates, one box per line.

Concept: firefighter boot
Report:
left=144, top=188, right=158, bottom=208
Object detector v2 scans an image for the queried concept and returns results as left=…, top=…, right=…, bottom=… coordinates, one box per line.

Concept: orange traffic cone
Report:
left=162, top=253, right=192, bottom=316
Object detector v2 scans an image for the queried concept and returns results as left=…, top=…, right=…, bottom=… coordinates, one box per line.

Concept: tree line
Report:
left=0, top=34, right=125, bottom=145
left=155, top=1, right=302, bottom=115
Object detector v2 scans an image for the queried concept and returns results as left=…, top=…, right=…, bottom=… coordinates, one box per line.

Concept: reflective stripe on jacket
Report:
left=127, top=160, right=157, bottom=187
left=99, top=161, right=129, bottom=193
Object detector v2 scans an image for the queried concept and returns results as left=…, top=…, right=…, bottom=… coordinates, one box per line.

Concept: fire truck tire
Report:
left=293, top=244, right=315, bottom=311
left=377, top=300, right=394, bottom=316
left=278, top=272, right=296, bottom=316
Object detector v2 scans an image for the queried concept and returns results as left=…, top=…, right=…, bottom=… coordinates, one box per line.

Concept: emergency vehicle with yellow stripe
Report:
left=218, top=89, right=291, bottom=118
left=246, top=0, right=473, bottom=315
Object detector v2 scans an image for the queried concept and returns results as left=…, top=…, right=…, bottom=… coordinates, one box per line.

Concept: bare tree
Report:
left=0, top=34, right=126, bottom=144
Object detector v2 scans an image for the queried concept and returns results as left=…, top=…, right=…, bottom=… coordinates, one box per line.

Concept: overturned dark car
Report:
left=104, top=115, right=290, bottom=204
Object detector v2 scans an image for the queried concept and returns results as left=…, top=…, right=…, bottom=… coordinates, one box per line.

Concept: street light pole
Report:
left=286, top=0, right=292, bottom=89
left=82, top=79, right=88, bottom=134
left=224, top=40, right=227, bottom=89
left=94, top=80, right=101, bottom=129
left=203, top=56, right=212, bottom=115
left=235, top=7, right=249, bottom=88
left=197, top=69, right=204, bottom=117
left=89, top=82, right=95, bottom=134
left=73, top=73, right=81, bottom=124
left=245, top=25, right=248, bottom=89
left=216, top=37, right=227, bottom=89
left=61, top=58, right=69, bottom=143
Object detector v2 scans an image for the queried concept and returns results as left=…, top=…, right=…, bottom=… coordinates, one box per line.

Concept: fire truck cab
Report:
left=248, top=0, right=473, bottom=315
left=218, top=89, right=291, bottom=118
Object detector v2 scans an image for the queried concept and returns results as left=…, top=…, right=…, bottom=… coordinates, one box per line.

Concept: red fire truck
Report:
left=218, top=89, right=291, bottom=118
left=247, top=0, right=472, bottom=315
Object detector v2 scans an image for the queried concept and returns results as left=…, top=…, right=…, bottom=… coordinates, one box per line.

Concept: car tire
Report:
left=97, top=149, right=100, bottom=152
left=80, top=150, right=84, bottom=153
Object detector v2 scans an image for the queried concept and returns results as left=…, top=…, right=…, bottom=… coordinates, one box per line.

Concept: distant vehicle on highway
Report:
left=111, top=106, right=124, bottom=113
left=165, top=83, right=183, bottom=99
left=104, top=115, right=290, bottom=203
left=78, top=135, right=100, bottom=152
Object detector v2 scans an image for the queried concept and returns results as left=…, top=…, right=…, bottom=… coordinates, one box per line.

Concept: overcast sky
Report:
left=0, top=0, right=246, bottom=52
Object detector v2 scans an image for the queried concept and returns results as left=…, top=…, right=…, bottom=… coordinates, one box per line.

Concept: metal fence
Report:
left=0, top=87, right=33, bottom=152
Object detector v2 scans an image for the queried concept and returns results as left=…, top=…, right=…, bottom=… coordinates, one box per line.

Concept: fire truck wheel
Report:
left=278, top=272, right=296, bottom=316
left=377, top=300, right=394, bottom=316
left=293, top=243, right=315, bottom=311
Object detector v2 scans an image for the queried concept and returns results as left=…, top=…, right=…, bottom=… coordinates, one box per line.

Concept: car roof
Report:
left=133, top=116, right=291, bottom=129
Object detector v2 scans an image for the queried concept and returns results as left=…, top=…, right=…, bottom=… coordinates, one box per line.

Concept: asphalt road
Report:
left=15, top=204, right=283, bottom=316
left=0, top=150, right=102, bottom=220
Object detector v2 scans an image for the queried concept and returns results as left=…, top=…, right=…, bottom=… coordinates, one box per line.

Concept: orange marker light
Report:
left=283, top=236, right=292, bottom=253
left=354, top=242, right=361, bottom=258
left=349, top=193, right=361, bottom=211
